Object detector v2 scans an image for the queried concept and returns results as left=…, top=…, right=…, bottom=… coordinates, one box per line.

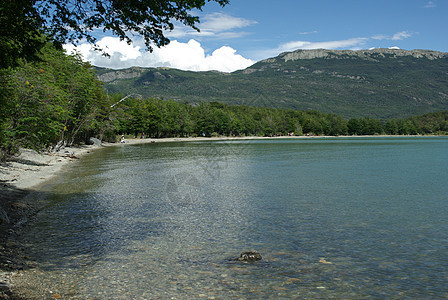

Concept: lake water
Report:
left=17, top=137, right=448, bottom=299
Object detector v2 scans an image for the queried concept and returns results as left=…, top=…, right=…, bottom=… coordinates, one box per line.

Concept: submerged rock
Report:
left=0, top=281, right=10, bottom=291
left=235, top=251, right=262, bottom=262
left=0, top=206, right=9, bottom=224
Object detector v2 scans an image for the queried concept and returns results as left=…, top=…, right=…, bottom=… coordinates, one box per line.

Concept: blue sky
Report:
left=65, top=0, right=448, bottom=72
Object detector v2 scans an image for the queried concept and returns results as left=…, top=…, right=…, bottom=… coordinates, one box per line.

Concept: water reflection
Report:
left=16, top=138, right=448, bottom=299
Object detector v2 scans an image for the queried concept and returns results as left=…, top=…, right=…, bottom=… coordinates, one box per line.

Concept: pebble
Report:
left=0, top=281, right=10, bottom=291
left=319, top=258, right=332, bottom=264
left=285, top=278, right=302, bottom=284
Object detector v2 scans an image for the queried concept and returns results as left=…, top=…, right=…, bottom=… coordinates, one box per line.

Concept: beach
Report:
left=0, top=143, right=105, bottom=298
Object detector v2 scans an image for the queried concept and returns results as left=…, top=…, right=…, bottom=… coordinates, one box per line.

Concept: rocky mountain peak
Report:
left=278, top=48, right=448, bottom=62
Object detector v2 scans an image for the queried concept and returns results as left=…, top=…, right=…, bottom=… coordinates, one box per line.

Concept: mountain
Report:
left=96, top=48, right=448, bottom=119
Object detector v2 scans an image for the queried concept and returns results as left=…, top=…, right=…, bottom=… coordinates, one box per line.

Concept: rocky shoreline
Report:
left=0, top=144, right=104, bottom=299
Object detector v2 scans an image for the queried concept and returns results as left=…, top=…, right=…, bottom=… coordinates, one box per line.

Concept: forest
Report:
left=1, top=44, right=448, bottom=160
left=98, top=49, right=448, bottom=121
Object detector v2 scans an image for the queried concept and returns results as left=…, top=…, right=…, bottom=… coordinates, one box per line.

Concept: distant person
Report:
left=141, top=132, right=146, bottom=139
left=121, top=135, right=125, bottom=143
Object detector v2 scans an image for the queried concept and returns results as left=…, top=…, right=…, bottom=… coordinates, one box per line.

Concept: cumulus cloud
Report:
left=64, top=37, right=254, bottom=72
left=63, top=12, right=257, bottom=72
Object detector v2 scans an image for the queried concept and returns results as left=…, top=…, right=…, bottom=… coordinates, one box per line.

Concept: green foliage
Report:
left=407, top=111, right=448, bottom=134
left=113, top=100, right=352, bottom=138
left=0, top=43, right=111, bottom=155
left=112, top=97, right=448, bottom=139
left=2, top=44, right=447, bottom=159
left=97, top=49, right=448, bottom=120
left=0, top=0, right=47, bottom=68
left=0, top=0, right=228, bottom=69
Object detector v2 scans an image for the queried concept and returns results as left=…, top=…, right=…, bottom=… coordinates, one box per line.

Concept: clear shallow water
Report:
left=18, top=137, right=448, bottom=299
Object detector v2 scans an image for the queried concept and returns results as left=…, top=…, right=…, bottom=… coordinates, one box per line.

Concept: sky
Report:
left=64, top=0, right=448, bottom=72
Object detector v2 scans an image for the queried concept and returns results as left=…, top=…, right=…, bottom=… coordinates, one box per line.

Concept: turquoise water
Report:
left=19, top=137, right=448, bottom=299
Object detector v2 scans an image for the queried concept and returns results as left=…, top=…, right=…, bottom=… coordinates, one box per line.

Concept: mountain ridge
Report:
left=96, top=48, right=448, bottom=119
left=278, top=48, right=447, bottom=61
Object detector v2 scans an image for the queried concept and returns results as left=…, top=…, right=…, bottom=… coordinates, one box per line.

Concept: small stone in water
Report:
left=318, top=258, right=332, bottom=264
left=285, top=278, right=302, bottom=284
left=237, top=251, right=262, bottom=262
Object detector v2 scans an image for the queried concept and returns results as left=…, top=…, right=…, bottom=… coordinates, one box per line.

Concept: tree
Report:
left=325, top=113, right=348, bottom=136
left=358, top=117, right=383, bottom=135
left=1, top=0, right=229, bottom=68
left=384, top=119, right=400, bottom=135
left=347, top=118, right=361, bottom=135
left=0, top=43, right=107, bottom=155
left=0, top=0, right=46, bottom=68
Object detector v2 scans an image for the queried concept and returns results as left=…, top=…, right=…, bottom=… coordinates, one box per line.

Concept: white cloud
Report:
left=262, top=37, right=368, bottom=57
left=166, top=13, right=256, bottom=39
left=391, top=31, right=412, bottom=40
left=372, top=31, right=412, bottom=41
left=291, top=38, right=368, bottom=50
left=64, top=37, right=254, bottom=72
left=254, top=30, right=414, bottom=60
left=371, top=34, right=388, bottom=40
left=299, top=31, right=319, bottom=35
left=424, top=1, right=436, bottom=8
left=201, top=12, right=257, bottom=32
left=252, top=37, right=368, bottom=60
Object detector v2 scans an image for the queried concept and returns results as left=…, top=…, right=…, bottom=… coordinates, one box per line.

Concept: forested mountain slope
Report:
left=96, top=48, right=448, bottom=119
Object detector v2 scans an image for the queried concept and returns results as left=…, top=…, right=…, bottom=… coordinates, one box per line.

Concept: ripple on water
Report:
left=15, top=138, right=448, bottom=299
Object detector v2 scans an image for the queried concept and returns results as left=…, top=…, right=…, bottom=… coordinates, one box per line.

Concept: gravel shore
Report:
left=0, top=144, right=103, bottom=299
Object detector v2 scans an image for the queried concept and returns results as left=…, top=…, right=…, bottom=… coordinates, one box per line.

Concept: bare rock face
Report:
left=97, top=67, right=146, bottom=83
left=280, top=48, right=448, bottom=62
